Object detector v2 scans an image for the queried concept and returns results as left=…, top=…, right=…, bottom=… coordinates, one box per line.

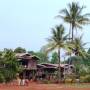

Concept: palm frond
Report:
left=57, top=2, right=90, bottom=38
left=41, top=43, right=57, bottom=55
left=41, top=24, right=67, bottom=56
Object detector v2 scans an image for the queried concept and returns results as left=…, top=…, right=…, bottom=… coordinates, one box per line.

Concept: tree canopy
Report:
left=50, top=52, right=58, bottom=64
left=0, top=49, right=20, bottom=83
left=14, top=47, right=26, bottom=53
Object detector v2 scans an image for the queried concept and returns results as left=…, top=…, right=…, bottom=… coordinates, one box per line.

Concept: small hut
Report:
left=16, top=53, right=39, bottom=80
left=37, top=63, right=75, bottom=80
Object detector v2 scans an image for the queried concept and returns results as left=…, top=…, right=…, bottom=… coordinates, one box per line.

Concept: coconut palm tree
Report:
left=41, top=24, right=68, bottom=82
left=70, top=35, right=88, bottom=58
left=67, top=36, right=88, bottom=79
left=57, top=2, right=90, bottom=41
left=64, top=35, right=88, bottom=68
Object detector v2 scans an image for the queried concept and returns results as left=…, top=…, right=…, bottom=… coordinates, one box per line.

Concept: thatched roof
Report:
left=39, top=63, right=74, bottom=69
left=15, top=53, right=39, bottom=60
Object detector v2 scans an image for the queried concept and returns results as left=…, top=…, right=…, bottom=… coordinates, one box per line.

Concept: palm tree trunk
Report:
left=69, top=53, right=71, bottom=65
left=72, top=25, right=74, bottom=41
left=58, top=48, right=61, bottom=83
left=69, top=24, right=71, bottom=40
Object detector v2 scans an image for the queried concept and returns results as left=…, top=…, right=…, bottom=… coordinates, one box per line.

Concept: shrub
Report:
left=64, top=73, right=76, bottom=83
left=80, top=75, right=90, bottom=83
left=42, top=79, right=53, bottom=84
left=65, top=78, right=72, bottom=83
left=0, top=73, right=5, bottom=83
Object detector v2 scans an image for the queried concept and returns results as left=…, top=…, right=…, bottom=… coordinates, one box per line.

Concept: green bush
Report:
left=42, top=79, right=53, bottom=84
left=0, top=73, right=5, bottom=83
left=65, top=78, right=72, bottom=83
left=64, top=73, right=76, bottom=83
left=80, top=75, right=90, bottom=83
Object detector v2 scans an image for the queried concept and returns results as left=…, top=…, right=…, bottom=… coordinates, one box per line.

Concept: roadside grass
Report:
left=63, top=83, right=90, bottom=88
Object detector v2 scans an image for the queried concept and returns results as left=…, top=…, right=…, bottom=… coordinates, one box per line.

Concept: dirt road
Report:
left=0, top=83, right=90, bottom=90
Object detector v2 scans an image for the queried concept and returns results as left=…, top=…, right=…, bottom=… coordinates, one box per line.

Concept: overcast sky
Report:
left=0, top=0, right=90, bottom=51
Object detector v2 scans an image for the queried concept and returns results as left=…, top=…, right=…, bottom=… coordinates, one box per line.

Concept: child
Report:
left=25, top=79, right=29, bottom=86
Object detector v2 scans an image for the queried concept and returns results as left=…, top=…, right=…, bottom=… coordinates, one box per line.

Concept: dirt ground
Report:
left=0, top=82, right=90, bottom=90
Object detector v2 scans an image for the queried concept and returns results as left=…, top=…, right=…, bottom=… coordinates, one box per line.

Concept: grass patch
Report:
left=63, top=83, right=90, bottom=88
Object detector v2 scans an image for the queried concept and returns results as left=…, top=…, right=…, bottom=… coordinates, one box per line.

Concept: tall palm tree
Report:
left=41, top=24, right=68, bottom=82
left=68, top=35, right=88, bottom=59
left=72, top=36, right=88, bottom=58
left=68, top=36, right=88, bottom=78
left=57, top=2, right=90, bottom=41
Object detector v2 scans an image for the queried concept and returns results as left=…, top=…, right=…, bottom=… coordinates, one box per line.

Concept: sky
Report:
left=0, top=0, right=90, bottom=52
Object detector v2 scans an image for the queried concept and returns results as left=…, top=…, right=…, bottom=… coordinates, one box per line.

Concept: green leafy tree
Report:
left=28, top=51, right=35, bottom=55
left=0, top=49, right=21, bottom=83
left=28, top=51, right=49, bottom=64
left=87, top=48, right=90, bottom=54
left=51, top=52, right=58, bottom=64
left=67, top=56, right=82, bottom=64
left=14, top=47, right=26, bottom=53
left=34, top=52, right=49, bottom=64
